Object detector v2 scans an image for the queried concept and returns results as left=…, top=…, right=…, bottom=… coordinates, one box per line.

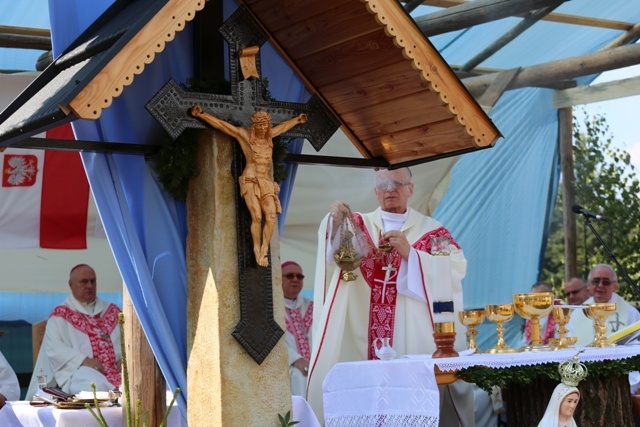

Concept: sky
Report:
left=579, top=64, right=640, bottom=170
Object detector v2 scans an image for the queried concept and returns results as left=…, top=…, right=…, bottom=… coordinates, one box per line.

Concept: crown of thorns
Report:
left=251, top=111, right=271, bottom=123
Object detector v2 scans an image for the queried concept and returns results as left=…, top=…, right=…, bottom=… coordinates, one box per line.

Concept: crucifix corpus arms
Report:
left=190, top=106, right=307, bottom=267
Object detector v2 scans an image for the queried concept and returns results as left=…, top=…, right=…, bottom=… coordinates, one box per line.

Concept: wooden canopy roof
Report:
left=239, top=0, right=501, bottom=165
left=0, top=0, right=500, bottom=167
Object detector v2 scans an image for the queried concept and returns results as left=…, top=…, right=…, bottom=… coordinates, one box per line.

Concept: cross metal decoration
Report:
left=146, top=6, right=339, bottom=364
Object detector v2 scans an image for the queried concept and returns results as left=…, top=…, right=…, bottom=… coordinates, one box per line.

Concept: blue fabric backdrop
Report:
left=47, top=0, right=308, bottom=420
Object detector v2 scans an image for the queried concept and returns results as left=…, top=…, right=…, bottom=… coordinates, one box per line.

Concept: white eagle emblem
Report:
left=3, top=154, right=38, bottom=187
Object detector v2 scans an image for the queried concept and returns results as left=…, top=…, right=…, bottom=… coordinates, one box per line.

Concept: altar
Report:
left=0, top=396, right=319, bottom=427
left=323, top=345, right=640, bottom=426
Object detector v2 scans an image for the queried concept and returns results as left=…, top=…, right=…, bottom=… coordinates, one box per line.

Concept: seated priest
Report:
left=281, top=261, right=313, bottom=396
left=0, top=351, right=20, bottom=408
left=571, top=263, right=640, bottom=347
left=563, top=276, right=590, bottom=306
left=27, top=264, right=121, bottom=398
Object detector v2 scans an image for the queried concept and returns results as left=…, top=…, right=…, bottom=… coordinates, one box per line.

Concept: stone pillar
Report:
left=186, top=130, right=291, bottom=426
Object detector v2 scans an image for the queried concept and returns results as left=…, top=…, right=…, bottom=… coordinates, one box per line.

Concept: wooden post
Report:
left=558, top=107, right=577, bottom=280
left=123, top=287, right=167, bottom=426
left=186, top=130, right=290, bottom=426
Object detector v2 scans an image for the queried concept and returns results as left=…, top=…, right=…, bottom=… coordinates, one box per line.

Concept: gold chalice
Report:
left=485, top=304, right=517, bottom=353
left=583, top=302, right=617, bottom=348
left=548, top=306, right=577, bottom=349
left=513, top=292, right=554, bottom=351
left=458, top=309, right=485, bottom=352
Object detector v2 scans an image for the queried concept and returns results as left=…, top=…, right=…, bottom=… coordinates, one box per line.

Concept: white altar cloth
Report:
left=323, top=359, right=440, bottom=427
left=405, top=344, right=640, bottom=372
left=323, top=345, right=640, bottom=426
left=0, top=396, right=318, bottom=427
left=0, top=402, right=185, bottom=427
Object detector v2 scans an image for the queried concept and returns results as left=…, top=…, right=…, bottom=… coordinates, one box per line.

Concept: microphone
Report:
left=572, top=204, right=607, bottom=221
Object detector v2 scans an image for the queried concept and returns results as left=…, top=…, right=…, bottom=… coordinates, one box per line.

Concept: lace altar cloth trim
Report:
left=402, top=345, right=640, bottom=371
left=326, top=415, right=438, bottom=427
left=323, top=359, right=440, bottom=423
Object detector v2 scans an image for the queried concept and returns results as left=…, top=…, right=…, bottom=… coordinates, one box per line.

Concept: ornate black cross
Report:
left=145, top=6, right=339, bottom=364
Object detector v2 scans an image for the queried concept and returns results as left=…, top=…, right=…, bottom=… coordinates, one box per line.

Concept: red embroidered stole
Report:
left=285, top=301, right=314, bottom=359
left=51, top=304, right=122, bottom=386
left=352, top=214, right=459, bottom=360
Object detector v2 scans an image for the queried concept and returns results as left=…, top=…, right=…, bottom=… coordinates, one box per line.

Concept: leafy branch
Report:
left=86, top=313, right=180, bottom=427
left=460, top=355, right=640, bottom=393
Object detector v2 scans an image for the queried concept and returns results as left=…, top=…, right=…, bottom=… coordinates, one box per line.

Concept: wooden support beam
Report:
left=558, top=107, right=577, bottom=280
left=0, top=34, right=51, bottom=50
left=9, top=136, right=159, bottom=155
left=477, top=68, right=521, bottom=112
left=414, top=0, right=567, bottom=37
left=460, top=4, right=558, bottom=72
left=123, top=288, right=167, bottom=427
left=554, top=75, right=640, bottom=108
left=603, top=21, right=640, bottom=50
left=404, top=0, right=425, bottom=13
left=463, top=43, right=640, bottom=95
left=416, top=1, right=633, bottom=30
left=0, top=25, right=50, bottom=37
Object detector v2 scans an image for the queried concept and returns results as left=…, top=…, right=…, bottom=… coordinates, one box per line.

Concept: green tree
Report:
left=540, top=111, right=640, bottom=300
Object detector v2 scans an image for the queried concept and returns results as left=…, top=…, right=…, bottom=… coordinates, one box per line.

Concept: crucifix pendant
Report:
left=379, top=263, right=397, bottom=304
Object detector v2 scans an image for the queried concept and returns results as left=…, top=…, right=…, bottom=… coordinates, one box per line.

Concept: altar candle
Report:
left=430, top=254, right=454, bottom=324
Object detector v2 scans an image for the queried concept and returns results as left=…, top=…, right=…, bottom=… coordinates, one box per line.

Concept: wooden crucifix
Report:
left=146, top=6, right=339, bottom=363
left=189, top=105, right=307, bottom=267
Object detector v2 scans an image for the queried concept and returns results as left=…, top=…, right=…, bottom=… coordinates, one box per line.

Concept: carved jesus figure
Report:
left=190, top=105, right=307, bottom=267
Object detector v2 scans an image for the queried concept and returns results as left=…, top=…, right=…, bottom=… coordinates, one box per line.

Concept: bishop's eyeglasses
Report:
left=375, top=180, right=411, bottom=191
left=589, top=278, right=615, bottom=287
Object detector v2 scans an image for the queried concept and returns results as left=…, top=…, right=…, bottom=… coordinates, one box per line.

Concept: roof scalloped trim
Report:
left=362, top=0, right=496, bottom=148
left=67, top=0, right=206, bottom=120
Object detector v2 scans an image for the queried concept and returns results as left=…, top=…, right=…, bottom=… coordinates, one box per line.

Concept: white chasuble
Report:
left=308, top=207, right=470, bottom=426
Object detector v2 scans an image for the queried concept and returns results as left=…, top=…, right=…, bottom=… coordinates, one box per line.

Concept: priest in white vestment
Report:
left=307, top=167, right=474, bottom=426
left=571, top=263, right=640, bottom=347
left=27, top=264, right=122, bottom=399
left=282, top=261, right=313, bottom=396
left=0, top=351, right=20, bottom=406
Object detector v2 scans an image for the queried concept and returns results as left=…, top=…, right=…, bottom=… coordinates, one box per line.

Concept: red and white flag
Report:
left=0, top=124, right=90, bottom=249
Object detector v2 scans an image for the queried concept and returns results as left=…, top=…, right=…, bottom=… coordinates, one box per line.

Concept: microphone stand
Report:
left=581, top=215, right=640, bottom=299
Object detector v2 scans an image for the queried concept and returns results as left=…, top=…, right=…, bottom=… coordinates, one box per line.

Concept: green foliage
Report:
left=151, top=129, right=201, bottom=202
left=460, top=355, right=640, bottom=393
left=149, top=77, right=291, bottom=201
left=540, top=110, right=640, bottom=300
left=278, top=410, right=300, bottom=426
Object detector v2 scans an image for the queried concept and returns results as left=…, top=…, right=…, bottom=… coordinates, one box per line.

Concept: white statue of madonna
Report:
left=537, top=352, right=588, bottom=427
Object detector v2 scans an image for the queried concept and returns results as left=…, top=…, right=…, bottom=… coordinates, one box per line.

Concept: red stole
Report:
left=351, top=214, right=459, bottom=360
left=285, top=301, right=314, bottom=359
left=525, top=313, right=557, bottom=344
left=51, top=304, right=122, bottom=387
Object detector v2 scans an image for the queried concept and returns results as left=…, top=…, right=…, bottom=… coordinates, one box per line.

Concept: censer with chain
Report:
left=333, top=215, right=366, bottom=281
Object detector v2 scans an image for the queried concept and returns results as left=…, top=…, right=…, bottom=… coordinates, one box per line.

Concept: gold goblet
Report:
left=548, top=306, right=577, bottom=349
left=458, top=309, right=485, bottom=352
left=485, top=304, right=517, bottom=353
left=583, top=303, right=617, bottom=348
left=513, top=292, right=554, bottom=351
